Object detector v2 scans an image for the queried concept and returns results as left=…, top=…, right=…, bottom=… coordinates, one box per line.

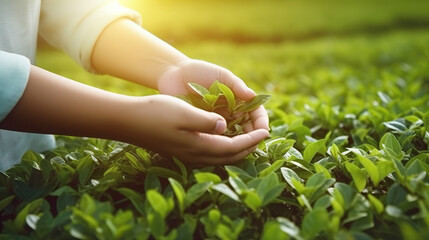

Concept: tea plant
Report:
left=179, top=81, right=270, bottom=136
left=4, top=3, right=429, bottom=239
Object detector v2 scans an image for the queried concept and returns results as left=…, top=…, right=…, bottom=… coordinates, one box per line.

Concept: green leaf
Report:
left=148, top=211, right=166, bottom=238
left=314, top=163, right=331, bottom=179
left=277, top=217, right=300, bottom=239
left=259, top=159, right=286, bottom=177
left=262, top=184, right=286, bottom=207
left=261, top=221, right=289, bottom=240
left=184, top=182, right=211, bottom=208
left=332, top=183, right=356, bottom=210
left=15, top=199, right=49, bottom=232
left=285, top=147, right=303, bottom=160
left=145, top=173, right=161, bottom=192
left=266, top=138, right=296, bottom=160
left=243, top=190, right=262, bottom=212
left=234, top=94, right=271, bottom=113
left=383, top=120, right=407, bottom=132
left=194, top=172, right=221, bottom=184
left=381, top=133, right=404, bottom=160
left=303, top=139, right=326, bottom=162
left=423, top=110, right=429, bottom=131
left=345, top=162, right=366, bottom=192
left=257, top=172, right=279, bottom=197
left=368, top=194, right=384, bottom=214
left=225, top=165, right=254, bottom=181
left=229, top=176, right=248, bottom=195
left=0, top=195, right=14, bottom=212
left=147, top=167, right=182, bottom=181
left=208, top=80, right=221, bottom=95
left=76, top=155, right=95, bottom=186
left=356, top=154, right=380, bottom=186
left=211, top=183, right=240, bottom=202
left=125, top=152, right=145, bottom=171
left=328, top=143, right=341, bottom=165
left=377, top=160, right=394, bottom=181
left=281, top=167, right=305, bottom=194
left=168, top=178, right=186, bottom=215
left=147, top=190, right=169, bottom=219
left=377, top=91, right=392, bottom=105
left=188, top=82, right=209, bottom=97
left=173, top=157, right=187, bottom=183
left=176, top=214, right=197, bottom=240
left=301, top=208, right=330, bottom=239
left=386, top=183, right=407, bottom=206
left=217, top=82, right=236, bottom=112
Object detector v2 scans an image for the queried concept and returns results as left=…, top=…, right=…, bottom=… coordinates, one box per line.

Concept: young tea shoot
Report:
left=180, top=81, right=270, bottom=136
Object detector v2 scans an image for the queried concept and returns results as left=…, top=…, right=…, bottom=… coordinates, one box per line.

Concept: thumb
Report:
left=180, top=108, right=227, bottom=134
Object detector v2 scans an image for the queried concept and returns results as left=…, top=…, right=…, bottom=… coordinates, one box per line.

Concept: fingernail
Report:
left=214, top=120, right=226, bottom=133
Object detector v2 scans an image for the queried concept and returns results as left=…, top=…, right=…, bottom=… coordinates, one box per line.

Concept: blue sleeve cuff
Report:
left=0, top=51, right=30, bottom=122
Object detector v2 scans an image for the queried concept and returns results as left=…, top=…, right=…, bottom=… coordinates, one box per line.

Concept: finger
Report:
left=249, top=106, right=270, bottom=131
left=190, top=129, right=269, bottom=157
left=217, top=67, right=256, bottom=101
left=177, top=106, right=227, bottom=134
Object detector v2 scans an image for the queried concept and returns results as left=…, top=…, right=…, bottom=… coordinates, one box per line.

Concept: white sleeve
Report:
left=39, top=0, right=142, bottom=73
left=0, top=51, right=30, bottom=122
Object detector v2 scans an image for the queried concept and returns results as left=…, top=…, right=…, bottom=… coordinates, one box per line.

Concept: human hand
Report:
left=157, top=59, right=269, bottom=132
left=123, top=95, right=269, bottom=164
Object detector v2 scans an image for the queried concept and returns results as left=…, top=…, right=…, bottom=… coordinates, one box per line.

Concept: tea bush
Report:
left=3, top=0, right=429, bottom=238
left=2, top=28, right=428, bottom=239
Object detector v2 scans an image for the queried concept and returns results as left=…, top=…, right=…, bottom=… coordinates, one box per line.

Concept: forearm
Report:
left=0, top=65, right=132, bottom=140
left=91, top=18, right=189, bottom=89
left=0, top=65, right=269, bottom=164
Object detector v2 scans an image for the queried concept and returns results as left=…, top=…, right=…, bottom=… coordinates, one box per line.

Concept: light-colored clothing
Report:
left=0, top=0, right=141, bottom=170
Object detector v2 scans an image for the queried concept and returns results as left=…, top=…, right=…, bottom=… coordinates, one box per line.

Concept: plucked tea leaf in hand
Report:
left=188, top=83, right=210, bottom=97
left=234, top=94, right=271, bottom=113
left=217, top=82, right=236, bottom=112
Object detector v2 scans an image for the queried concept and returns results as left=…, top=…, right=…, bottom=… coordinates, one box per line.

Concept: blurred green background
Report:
left=36, top=0, right=429, bottom=99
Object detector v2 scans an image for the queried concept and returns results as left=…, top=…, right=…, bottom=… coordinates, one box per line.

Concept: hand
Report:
left=157, top=59, right=270, bottom=131
left=123, top=95, right=269, bottom=164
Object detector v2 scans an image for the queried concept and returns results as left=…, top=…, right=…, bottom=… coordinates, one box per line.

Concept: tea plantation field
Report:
left=2, top=0, right=429, bottom=239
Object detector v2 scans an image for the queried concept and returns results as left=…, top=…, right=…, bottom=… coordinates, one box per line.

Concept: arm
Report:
left=91, top=18, right=269, bottom=131
left=0, top=66, right=269, bottom=164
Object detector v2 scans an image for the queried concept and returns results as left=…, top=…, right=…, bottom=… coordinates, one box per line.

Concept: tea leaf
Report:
left=229, top=176, right=248, bottom=195
left=211, top=183, right=240, bottom=202
left=169, top=178, right=186, bottom=215
left=281, top=167, right=305, bottom=194
left=243, top=190, right=262, bottom=212
left=234, top=94, right=271, bottom=113
left=258, top=159, right=286, bottom=178
left=301, top=208, right=330, bottom=239
left=188, top=83, right=209, bottom=97
left=303, top=139, right=326, bottom=162
left=147, top=167, right=182, bottom=181
left=367, top=194, right=384, bottom=214
left=208, top=80, right=222, bottom=95
left=194, top=172, right=222, bottom=184
left=0, top=195, right=14, bottom=212
left=116, top=188, right=146, bottom=215
left=217, top=82, right=236, bottom=112
left=356, top=154, right=380, bottom=186
left=261, top=221, right=289, bottom=240
left=277, top=217, right=301, bottom=239
left=147, top=190, right=170, bottom=219
left=184, top=182, right=211, bottom=208
left=345, top=162, right=366, bottom=192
